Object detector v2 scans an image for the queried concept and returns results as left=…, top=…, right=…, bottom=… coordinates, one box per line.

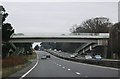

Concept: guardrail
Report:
left=46, top=50, right=120, bottom=68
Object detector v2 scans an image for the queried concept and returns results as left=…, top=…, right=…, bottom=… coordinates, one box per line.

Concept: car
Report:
left=94, top=55, right=102, bottom=60
left=46, top=54, right=51, bottom=58
left=58, top=50, right=62, bottom=53
left=54, top=49, right=57, bottom=52
left=85, top=55, right=92, bottom=59
left=41, top=55, right=47, bottom=59
left=70, top=55, right=75, bottom=58
left=49, top=48, right=52, bottom=50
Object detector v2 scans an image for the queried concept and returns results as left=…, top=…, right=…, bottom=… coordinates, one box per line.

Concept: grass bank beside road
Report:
left=2, top=51, right=37, bottom=78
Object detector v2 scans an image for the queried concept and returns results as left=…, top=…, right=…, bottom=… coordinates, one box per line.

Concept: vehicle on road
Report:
left=54, top=49, right=57, bottom=52
left=46, top=54, right=51, bottom=58
left=58, top=50, right=62, bottom=53
left=41, top=55, right=47, bottom=59
left=94, top=55, right=102, bottom=60
left=70, top=55, right=75, bottom=58
left=85, top=55, right=92, bottom=59
left=49, top=48, right=52, bottom=50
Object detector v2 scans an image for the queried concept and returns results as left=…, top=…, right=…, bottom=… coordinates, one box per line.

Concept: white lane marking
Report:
left=19, top=52, right=39, bottom=79
left=62, top=67, right=65, bottom=68
left=52, top=54, right=119, bottom=70
left=85, top=76, right=88, bottom=78
left=49, top=59, right=55, bottom=64
left=76, top=72, right=81, bottom=75
left=49, top=60, right=59, bottom=66
left=49, top=60, right=63, bottom=68
left=68, top=69, right=71, bottom=71
left=53, top=62, right=56, bottom=64
left=49, top=60, right=66, bottom=69
left=59, top=65, right=61, bottom=66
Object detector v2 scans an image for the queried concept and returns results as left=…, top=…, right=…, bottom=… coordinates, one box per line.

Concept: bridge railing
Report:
left=12, top=33, right=109, bottom=36
left=69, top=33, right=109, bottom=36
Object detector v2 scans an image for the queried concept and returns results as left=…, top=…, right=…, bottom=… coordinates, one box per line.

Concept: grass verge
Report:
left=2, top=51, right=37, bottom=78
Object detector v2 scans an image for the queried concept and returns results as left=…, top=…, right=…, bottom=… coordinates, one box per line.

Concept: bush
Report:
left=2, top=56, right=28, bottom=68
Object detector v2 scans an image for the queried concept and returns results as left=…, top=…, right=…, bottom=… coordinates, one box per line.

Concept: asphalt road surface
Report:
left=24, top=51, right=119, bottom=78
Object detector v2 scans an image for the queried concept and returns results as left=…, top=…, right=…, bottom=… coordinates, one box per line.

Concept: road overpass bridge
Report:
left=10, top=33, right=109, bottom=43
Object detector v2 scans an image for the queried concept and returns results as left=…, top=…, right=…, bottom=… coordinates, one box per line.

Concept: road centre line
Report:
left=59, top=65, right=61, bottom=66
left=49, top=58, right=81, bottom=76
left=49, top=60, right=62, bottom=67
left=85, top=76, right=88, bottom=78
left=62, top=67, right=65, bottom=68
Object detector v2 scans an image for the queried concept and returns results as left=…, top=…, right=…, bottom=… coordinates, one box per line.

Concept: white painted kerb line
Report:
left=19, top=52, right=39, bottom=79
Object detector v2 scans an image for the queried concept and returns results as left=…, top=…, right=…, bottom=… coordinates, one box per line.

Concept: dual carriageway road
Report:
left=21, top=51, right=119, bottom=79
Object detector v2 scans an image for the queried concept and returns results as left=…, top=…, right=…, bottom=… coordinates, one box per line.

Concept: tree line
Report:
left=1, top=6, right=33, bottom=58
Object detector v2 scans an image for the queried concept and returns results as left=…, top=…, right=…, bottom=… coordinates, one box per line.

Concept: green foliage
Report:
left=40, top=42, right=84, bottom=53
left=109, top=22, right=120, bottom=59
left=1, top=6, right=15, bottom=58
left=14, top=43, right=33, bottom=55
left=40, top=42, right=56, bottom=49
left=2, top=23, right=14, bottom=42
left=1, top=6, right=8, bottom=23
left=1, top=6, right=14, bottom=42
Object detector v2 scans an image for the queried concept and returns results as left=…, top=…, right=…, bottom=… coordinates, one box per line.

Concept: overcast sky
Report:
left=1, top=1, right=118, bottom=34
left=1, top=0, right=119, bottom=2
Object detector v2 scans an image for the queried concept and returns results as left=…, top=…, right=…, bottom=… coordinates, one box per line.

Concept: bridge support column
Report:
left=89, top=45, right=93, bottom=55
left=98, top=39, right=108, bottom=58
left=83, top=49, right=85, bottom=54
left=98, top=40, right=102, bottom=45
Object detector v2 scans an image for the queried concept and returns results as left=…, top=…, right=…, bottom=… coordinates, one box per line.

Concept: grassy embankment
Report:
left=2, top=51, right=37, bottom=78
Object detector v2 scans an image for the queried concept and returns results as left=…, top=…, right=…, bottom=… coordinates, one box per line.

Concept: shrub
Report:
left=2, top=56, right=28, bottom=68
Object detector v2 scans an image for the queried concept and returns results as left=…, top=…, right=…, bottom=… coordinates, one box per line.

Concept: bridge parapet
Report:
left=70, top=33, right=109, bottom=36
left=10, top=33, right=109, bottom=43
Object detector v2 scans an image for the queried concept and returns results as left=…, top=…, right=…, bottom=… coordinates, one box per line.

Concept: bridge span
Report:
left=10, top=33, right=109, bottom=43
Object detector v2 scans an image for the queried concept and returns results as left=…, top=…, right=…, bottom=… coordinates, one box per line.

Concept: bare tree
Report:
left=70, top=17, right=112, bottom=33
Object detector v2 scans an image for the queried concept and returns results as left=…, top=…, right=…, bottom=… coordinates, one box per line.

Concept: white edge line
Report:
left=19, top=52, right=39, bottom=79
